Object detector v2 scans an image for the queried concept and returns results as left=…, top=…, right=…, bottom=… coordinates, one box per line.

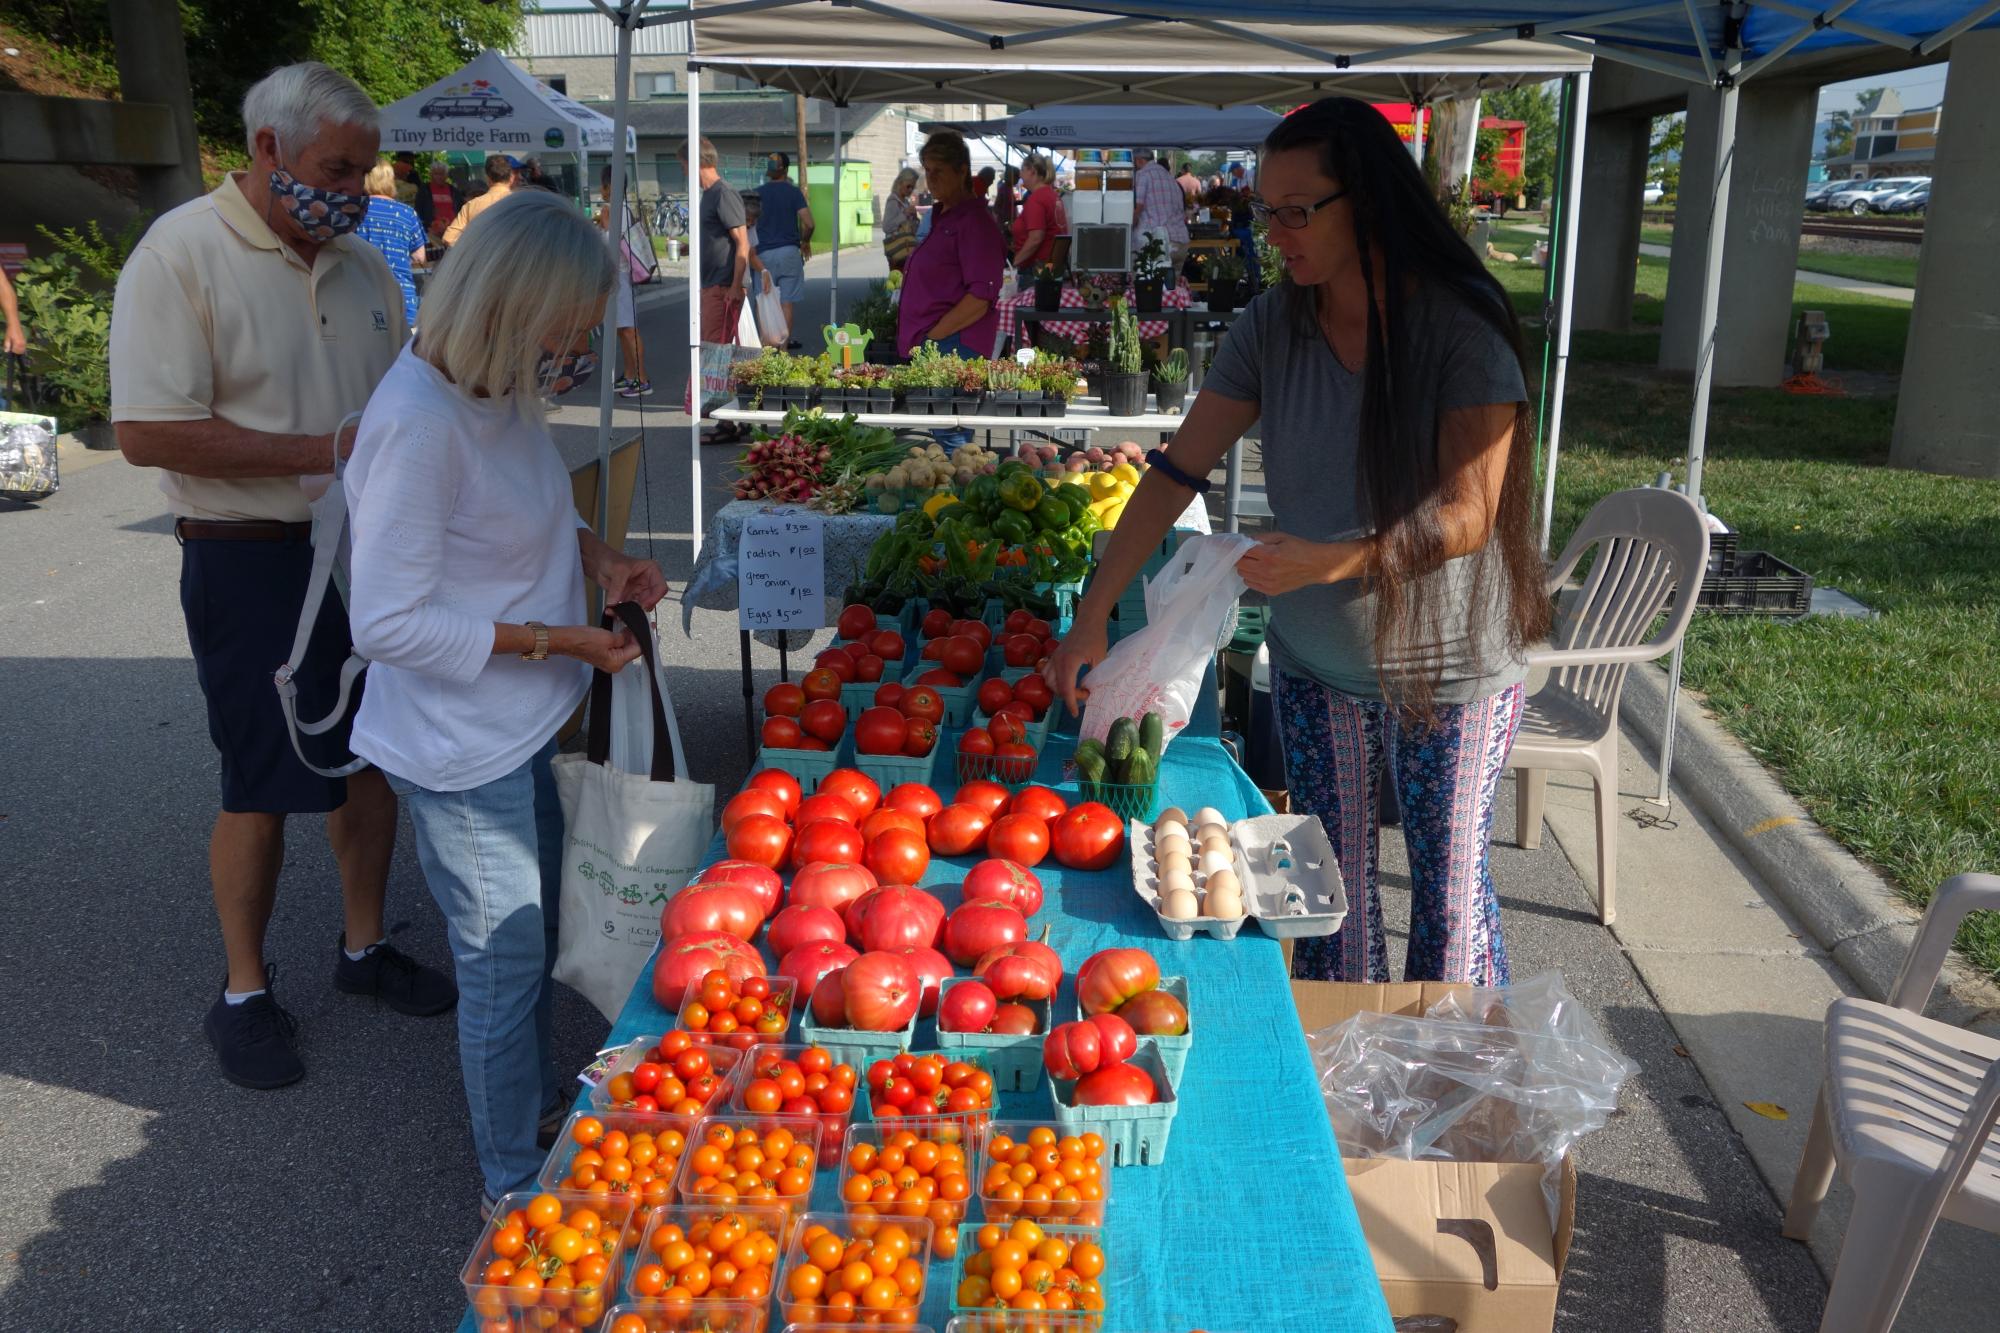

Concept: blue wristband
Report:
left=1145, top=448, right=1210, bottom=494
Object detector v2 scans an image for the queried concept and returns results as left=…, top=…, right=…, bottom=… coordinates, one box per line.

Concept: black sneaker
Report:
left=536, top=1100, right=569, bottom=1151
left=333, top=936, right=458, bottom=1017
left=203, top=965, right=304, bottom=1090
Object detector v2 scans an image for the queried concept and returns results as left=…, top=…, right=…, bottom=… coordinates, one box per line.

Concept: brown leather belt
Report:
left=174, top=518, right=314, bottom=543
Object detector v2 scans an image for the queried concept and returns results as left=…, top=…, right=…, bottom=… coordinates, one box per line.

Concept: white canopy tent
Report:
left=1003, top=105, right=1283, bottom=148
left=377, top=49, right=637, bottom=157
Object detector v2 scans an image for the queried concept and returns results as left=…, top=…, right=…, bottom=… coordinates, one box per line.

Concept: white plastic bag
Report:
left=551, top=605, right=716, bottom=1020
left=752, top=273, right=788, bottom=348
left=1079, top=532, right=1254, bottom=749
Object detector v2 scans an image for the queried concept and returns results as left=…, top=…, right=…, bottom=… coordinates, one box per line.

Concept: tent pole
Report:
left=594, top=6, right=636, bottom=547
left=1411, top=99, right=1427, bottom=166
left=1657, top=51, right=1741, bottom=808
left=1538, top=70, right=1589, bottom=556
left=688, top=74, right=705, bottom=562
left=830, top=101, right=842, bottom=334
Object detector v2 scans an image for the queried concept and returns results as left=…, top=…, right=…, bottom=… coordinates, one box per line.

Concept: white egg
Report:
left=1159, top=869, right=1196, bottom=899
left=1157, top=848, right=1192, bottom=877
left=1157, top=806, right=1190, bottom=827
left=1204, top=883, right=1243, bottom=918
left=1162, top=888, right=1201, bottom=920
left=1193, top=806, right=1226, bottom=829
left=1198, top=847, right=1234, bottom=877
left=1155, top=831, right=1191, bottom=858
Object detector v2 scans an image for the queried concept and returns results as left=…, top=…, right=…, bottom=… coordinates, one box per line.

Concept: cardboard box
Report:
left=1293, top=978, right=1576, bottom=1332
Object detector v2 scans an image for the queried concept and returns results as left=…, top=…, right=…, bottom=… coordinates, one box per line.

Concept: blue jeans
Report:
left=930, top=331, right=976, bottom=447
left=384, top=737, right=564, bottom=1199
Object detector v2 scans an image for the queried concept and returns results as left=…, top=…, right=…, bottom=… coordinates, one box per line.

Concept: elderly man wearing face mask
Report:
left=112, top=61, right=455, bottom=1094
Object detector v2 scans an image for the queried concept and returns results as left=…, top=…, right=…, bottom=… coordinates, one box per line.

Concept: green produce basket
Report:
left=954, top=740, right=1042, bottom=791
left=934, top=979, right=1049, bottom=1092
left=853, top=738, right=943, bottom=800
left=797, top=1002, right=919, bottom=1071
left=1075, top=777, right=1158, bottom=822
left=1047, top=1042, right=1178, bottom=1166
left=842, top=677, right=893, bottom=716
left=902, top=655, right=987, bottom=728
left=755, top=732, right=850, bottom=788
left=948, top=1222, right=1107, bottom=1328
left=1074, top=976, right=1190, bottom=1085
left=974, top=705, right=1050, bottom=750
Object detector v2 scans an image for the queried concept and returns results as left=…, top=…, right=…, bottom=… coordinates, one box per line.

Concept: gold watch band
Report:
left=522, top=621, right=550, bottom=661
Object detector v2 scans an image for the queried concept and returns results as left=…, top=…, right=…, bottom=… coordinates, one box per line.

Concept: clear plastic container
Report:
left=628, top=1200, right=791, bottom=1308
left=676, top=977, right=797, bottom=1052
left=462, top=1188, right=636, bottom=1332
left=540, top=1109, right=698, bottom=1248
left=728, top=1041, right=869, bottom=1168
left=836, top=1114, right=985, bottom=1262
left=973, top=1121, right=1111, bottom=1228
left=935, top=978, right=1050, bottom=1092
left=674, top=1113, right=825, bottom=1230
left=590, top=1034, right=747, bottom=1114
left=947, top=1221, right=1109, bottom=1329
left=773, top=1211, right=936, bottom=1327
left=605, top=1301, right=770, bottom=1333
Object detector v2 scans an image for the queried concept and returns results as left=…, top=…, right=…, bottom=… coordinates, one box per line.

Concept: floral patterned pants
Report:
left=1275, top=670, right=1526, bottom=986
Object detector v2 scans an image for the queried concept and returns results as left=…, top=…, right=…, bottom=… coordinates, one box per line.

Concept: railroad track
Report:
left=1799, top=219, right=1924, bottom=244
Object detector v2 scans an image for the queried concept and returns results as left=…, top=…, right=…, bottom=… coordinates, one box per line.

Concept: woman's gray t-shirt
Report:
left=1203, top=284, right=1529, bottom=704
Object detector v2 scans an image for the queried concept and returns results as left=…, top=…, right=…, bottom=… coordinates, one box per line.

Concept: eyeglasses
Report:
left=1249, top=189, right=1348, bottom=230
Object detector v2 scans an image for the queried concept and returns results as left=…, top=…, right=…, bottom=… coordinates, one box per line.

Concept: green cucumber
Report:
left=1073, top=739, right=1107, bottom=786
left=1124, top=749, right=1155, bottom=787
left=1139, top=712, right=1164, bottom=763
left=1105, top=717, right=1138, bottom=766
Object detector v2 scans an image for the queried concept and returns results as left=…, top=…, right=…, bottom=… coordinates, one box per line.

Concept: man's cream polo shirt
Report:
left=441, top=179, right=513, bottom=249
left=110, top=174, right=409, bottom=523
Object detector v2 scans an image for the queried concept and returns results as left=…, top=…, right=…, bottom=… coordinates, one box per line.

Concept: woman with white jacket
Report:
left=344, top=190, right=667, bottom=1205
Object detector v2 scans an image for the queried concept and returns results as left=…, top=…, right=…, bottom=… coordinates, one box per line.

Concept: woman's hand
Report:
left=553, top=625, right=644, bottom=674
left=589, top=548, right=670, bottom=611
left=1235, top=531, right=1361, bottom=596
left=1042, top=615, right=1109, bottom=717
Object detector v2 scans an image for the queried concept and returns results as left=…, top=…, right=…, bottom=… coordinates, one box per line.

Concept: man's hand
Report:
left=800, top=241, right=812, bottom=262
left=3, top=323, right=24, bottom=357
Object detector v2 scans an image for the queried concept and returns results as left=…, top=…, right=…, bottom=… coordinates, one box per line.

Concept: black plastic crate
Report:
left=1706, top=529, right=1740, bottom=576
left=1693, top=550, right=1812, bottom=616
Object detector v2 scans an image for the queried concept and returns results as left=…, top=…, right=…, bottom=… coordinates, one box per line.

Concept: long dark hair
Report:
left=1262, top=97, right=1549, bottom=721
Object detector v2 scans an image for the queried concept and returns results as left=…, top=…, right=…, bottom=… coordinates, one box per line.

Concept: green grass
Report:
left=1637, top=222, right=1918, bottom=291
left=1505, top=255, right=2000, bottom=980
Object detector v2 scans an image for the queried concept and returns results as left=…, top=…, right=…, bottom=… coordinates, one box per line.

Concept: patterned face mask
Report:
left=538, top=347, right=597, bottom=396
left=268, top=135, right=369, bottom=242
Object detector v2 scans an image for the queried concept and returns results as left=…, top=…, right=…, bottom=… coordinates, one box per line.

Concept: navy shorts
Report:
left=179, top=533, right=361, bottom=815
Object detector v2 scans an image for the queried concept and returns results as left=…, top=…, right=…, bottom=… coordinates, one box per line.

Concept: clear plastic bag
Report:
left=1308, top=972, right=1634, bottom=1224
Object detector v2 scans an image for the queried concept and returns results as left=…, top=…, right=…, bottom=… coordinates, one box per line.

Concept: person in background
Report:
left=974, top=166, right=996, bottom=204
left=741, top=191, right=775, bottom=317
left=1177, top=160, right=1202, bottom=202
left=413, top=161, right=463, bottom=250
left=880, top=166, right=920, bottom=272
left=357, top=161, right=428, bottom=330
left=1048, top=97, right=1546, bottom=989
left=517, top=156, right=560, bottom=194
left=0, top=264, right=24, bottom=357
left=753, top=152, right=812, bottom=350
left=596, top=165, right=650, bottom=398
left=1132, top=148, right=1190, bottom=274
left=390, top=152, right=420, bottom=206
left=1008, top=153, right=1066, bottom=275
left=995, top=166, right=1020, bottom=234
left=111, top=61, right=454, bottom=1091
left=1222, top=165, right=1261, bottom=290
left=344, top=190, right=666, bottom=1207
left=442, top=154, right=517, bottom=247
left=899, top=130, right=1004, bottom=360
left=679, top=136, right=750, bottom=444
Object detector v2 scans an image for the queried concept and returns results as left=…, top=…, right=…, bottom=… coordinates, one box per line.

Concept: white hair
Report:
left=417, top=190, right=614, bottom=421
left=241, top=61, right=379, bottom=159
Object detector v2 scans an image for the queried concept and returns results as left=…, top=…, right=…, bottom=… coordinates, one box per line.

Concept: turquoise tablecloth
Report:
left=456, top=734, right=1392, bottom=1333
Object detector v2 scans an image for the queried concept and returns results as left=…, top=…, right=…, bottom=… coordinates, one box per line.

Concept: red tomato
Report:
left=767, top=902, right=847, bottom=958
left=899, top=686, right=945, bottom=725
left=837, top=603, right=879, bottom=641
left=955, top=781, right=1013, bottom=819
left=921, top=639, right=945, bottom=662
left=920, top=608, right=953, bottom=639
left=692, top=860, right=784, bottom=919
left=870, top=630, right=906, bottom=661
left=839, top=951, right=923, bottom=1032
left=913, top=668, right=963, bottom=689
left=861, top=808, right=925, bottom=843
left=819, top=768, right=882, bottom=820
left=813, top=651, right=856, bottom=684
left=1009, top=785, right=1068, bottom=824
left=778, top=939, right=859, bottom=1012
left=745, top=769, right=801, bottom=818
left=721, top=789, right=788, bottom=834
left=847, top=885, right=946, bottom=952
left=974, top=936, right=1064, bottom=1001
left=761, top=716, right=804, bottom=749
left=977, top=678, right=1015, bottom=717
left=894, top=945, right=953, bottom=1018
left=985, top=813, right=1050, bottom=867
left=902, top=716, right=937, bottom=758
left=788, top=861, right=879, bottom=915
left=863, top=827, right=931, bottom=886
left=1012, top=673, right=1055, bottom=719
left=794, top=817, right=865, bottom=866
left=1024, top=618, right=1054, bottom=642
left=942, top=899, right=1028, bottom=966
left=960, top=857, right=1044, bottom=916
left=989, top=1001, right=1040, bottom=1035
left=1072, top=1061, right=1157, bottom=1106
left=795, top=793, right=858, bottom=826
left=1051, top=803, right=1125, bottom=871
left=763, top=682, right=805, bottom=717
left=660, top=881, right=763, bottom=941
left=855, top=705, right=908, bottom=756
left=802, top=667, right=844, bottom=702
left=952, top=620, right=994, bottom=651
left=885, top=783, right=942, bottom=820
left=841, top=639, right=873, bottom=664
left=855, top=653, right=885, bottom=683
left=874, top=681, right=906, bottom=710
left=796, top=737, right=831, bottom=752
left=651, top=930, right=763, bottom=1010
left=939, top=635, right=985, bottom=677
left=800, top=699, right=848, bottom=745
left=726, top=812, right=792, bottom=869
left=937, top=978, right=998, bottom=1033
left=987, top=713, right=1028, bottom=747
left=1002, top=633, right=1040, bottom=667
left=956, top=727, right=996, bottom=757
left=1075, top=946, right=1162, bottom=1015
left=926, top=804, right=991, bottom=857
left=994, top=741, right=1037, bottom=784
left=1003, top=608, right=1034, bottom=635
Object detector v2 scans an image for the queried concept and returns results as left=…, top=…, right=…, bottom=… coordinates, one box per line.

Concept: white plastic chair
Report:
left=1783, top=873, right=2000, bottom=1333
left=1508, top=487, right=1710, bottom=924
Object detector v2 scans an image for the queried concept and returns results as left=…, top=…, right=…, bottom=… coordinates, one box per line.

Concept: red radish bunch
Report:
left=734, top=434, right=835, bottom=503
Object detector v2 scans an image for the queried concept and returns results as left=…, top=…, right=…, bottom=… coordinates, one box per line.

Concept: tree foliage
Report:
left=1823, top=85, right=1886, bottom=161
left=1649, top=114, right=1685, bottom=195
left=1478, top=83, right=1560, bottom=201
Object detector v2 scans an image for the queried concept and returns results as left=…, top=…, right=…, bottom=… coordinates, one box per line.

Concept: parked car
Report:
left=1641, top=181, right=1665, bottom=205
left=1803, top=180, right=1840, bottom=205
left=1817, top=176, right=1928, bottom=214
left=1878, top=181, right=1930, bottom=214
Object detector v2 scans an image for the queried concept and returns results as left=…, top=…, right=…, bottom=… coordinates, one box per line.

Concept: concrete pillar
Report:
left=1891, top=31, right=2000, bottom=478
left=107, top=0, right=203, bottom=216
left=1573, top=112, right=1651, bottom=331
left=1659, top=81, right=1817, bottom=386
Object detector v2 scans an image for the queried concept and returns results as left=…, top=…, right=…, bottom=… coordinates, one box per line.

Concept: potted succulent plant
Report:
left=950, top=357, right=987, bottom=416
left=895, top=343, right=955, bottom=416
left=1205, top=252, right=1246, bottom=314
left=1150, top=347, right=1189, bottom=415
left=1101, top=298, right=1147, bottom=417
left=1032, top=261, right=1066, bottom=311
left=731, top=356, right=773, bottom=410
left=986, top=360, right=1025, bottom=417
left=817, top=357, right=855, bottom=413
left=851, top=363, right=894, bottom=412
left=1132, top=234, right=1170, bottom=313
left=1039, top=358, right=1078, bottom=418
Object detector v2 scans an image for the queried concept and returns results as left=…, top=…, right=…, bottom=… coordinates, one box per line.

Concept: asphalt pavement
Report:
left=0, top=249, right=1828, bottom=1330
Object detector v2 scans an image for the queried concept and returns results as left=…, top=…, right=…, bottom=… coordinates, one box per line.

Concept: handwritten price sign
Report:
left=737, top=508, right=825, bottom=630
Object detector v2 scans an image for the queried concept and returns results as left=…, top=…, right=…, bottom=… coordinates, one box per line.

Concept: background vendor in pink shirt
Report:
left=896, top=130, right=1006, bottom=361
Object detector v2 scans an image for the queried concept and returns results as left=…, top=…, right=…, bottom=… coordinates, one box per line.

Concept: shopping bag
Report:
left=0, top=409, right=60, bottom=503
left=551, top=602, right=716, bottom=1021
left=752, top=274, right=788, bottom=348
left=683, top=301, right=762, bottom=415
left=1079, top=532, right=1255, bottom=749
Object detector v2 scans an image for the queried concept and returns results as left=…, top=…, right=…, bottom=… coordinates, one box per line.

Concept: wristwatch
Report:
left=522, top=621, right=550, bottom=661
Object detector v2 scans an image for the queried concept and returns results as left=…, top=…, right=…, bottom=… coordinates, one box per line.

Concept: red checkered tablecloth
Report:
left=996, top=279, right=1191, bottom=348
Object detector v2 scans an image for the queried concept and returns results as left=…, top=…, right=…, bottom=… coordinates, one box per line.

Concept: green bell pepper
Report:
left=993, top=510, right=1034, bottom=546
left=997, top=470, right=1043, bottom=513
left=1033, top=495, right=1071, bottom=533
left=964, top=474, right=1003, bottom=517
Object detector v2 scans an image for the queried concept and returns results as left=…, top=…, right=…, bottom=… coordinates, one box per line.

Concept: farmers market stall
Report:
left=454, top=721, right=1394, bottom=1333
